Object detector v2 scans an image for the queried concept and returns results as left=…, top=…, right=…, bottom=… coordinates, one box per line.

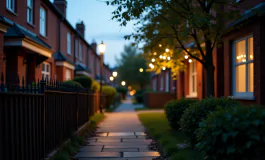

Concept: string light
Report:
left=167, top=57, right=171, bottom=60
left=152, top=58, right=155, bottom=62
left=162, top=67, right=166, bottom=70
left=154, top=52, right=157, bottom=55
left=165, top=48, right=170, bottom=52
left=188, top=59, right=192, bottom=63
left=184, top=55, right=189, bottom=59
left=159, top=55, right=163, bottom=59
left=163, top=56, right=166, bottom=60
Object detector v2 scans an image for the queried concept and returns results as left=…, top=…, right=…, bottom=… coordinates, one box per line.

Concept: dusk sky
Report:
left=51, top=0, right=135, bottom=67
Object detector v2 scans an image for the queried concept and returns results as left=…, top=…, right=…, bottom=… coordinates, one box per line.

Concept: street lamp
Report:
left=110, top=76, right=114, bottom=81
left=112, top=71, right=118, bottom=77
left=98, top=41, right=106, bottom=113
left=139, top=68, right=144, bottom=72
left=121, top=81, right=126, bottom=86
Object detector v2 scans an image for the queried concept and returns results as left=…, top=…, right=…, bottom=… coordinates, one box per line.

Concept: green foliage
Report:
left=73, top=76, right=92, bottom=88
left=165, top=99, right=197, bottom=130
left=116, top=44, right=150, bottom=89
left=179, top=97, right=239, bottom=147
left=116, top=86, right=127, bottom=94
left=102, top=85, right=117, bottom=108
left=61, top=80, right=83, bottom=88
left=52, top=151, right=69, bottom=160
left=91, top=79, right=100, bottom=92
left=134, top=90, right=144, bottom=103
left=196, top=106, right=265, bottom=160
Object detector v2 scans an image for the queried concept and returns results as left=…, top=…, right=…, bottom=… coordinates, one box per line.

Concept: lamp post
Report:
left=98, top=41, right=106, bottom=113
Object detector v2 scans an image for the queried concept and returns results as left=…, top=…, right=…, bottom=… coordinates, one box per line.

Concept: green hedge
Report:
left=134, top=90, right=144, bottom=103
left=91, top=80, right=100, bottom=92
left=102, top=85, right=117, bottom=108
left=165, top=99, right=197, bottom=130
left=179, top=97, right=239, bottom=147
left=196, top=105, right=265, bottom=160
left=73, top=76, right=92, bottom=88
left=61, top=80, right=83, bottom=88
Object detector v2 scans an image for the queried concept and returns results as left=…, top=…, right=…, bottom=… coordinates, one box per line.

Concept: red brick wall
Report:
left=144, top=92, right=175, bottom=108
left=0, top=32, right=5, bottom=82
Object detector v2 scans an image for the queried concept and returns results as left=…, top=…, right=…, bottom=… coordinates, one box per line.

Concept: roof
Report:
left=53, top=51, right=75, bottom=65
left=4, top=22, right=51, bottom=49
left=75, top=63, right=91, bottom=73
left=227, top=2, right=265, bottom=29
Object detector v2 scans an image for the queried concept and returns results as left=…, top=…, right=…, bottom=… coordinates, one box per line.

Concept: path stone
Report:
left=74, top=99, right=160, bottom=159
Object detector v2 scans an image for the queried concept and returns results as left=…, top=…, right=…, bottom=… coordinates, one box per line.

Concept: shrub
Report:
left=134, top=90, right=144, bottom=103
left=116, top=86, right=127, bottom=94
left=61, top=80, right=83, bottom=88
left=196, top=106, right=265, bottom=160
left=102, top=85, right=117, bottom=108
left=165, top=99, right=197, bottom=130
left=91, top=80, right=100, bottom=92
left=73, top=76, right=92, bottom=88
left=179, top=97, right=239, bottom=147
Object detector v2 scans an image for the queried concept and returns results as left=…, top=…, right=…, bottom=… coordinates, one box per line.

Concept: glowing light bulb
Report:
left=188, top=59, right=192, bottom=63
left=159, top=55, right=163, bottom=59
left=167, top=57, right=171, bottom=60
left=152, top=58, right=155, bottom=62
left=184, top=55, right=189, bottom=59
left=162, top=67, right=166, bottom=70
left=159, top=44, right=162, bottom=47
left=154, top=52, right=157, bottom=55
left=149, top=63, right=153, bottom=67
left=165, top=48, right=170, bottom=53
left=163, top=56, right=166, bottom=60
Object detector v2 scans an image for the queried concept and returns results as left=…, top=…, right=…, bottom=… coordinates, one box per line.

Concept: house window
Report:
left=42, top=62, right=51, bottom=81
left=166, top=72, right=169, bottom=92
left=189, top=60, right=197, bottom=97
left=79, top=43, right=82, bottom=60
left=233, top=36, right=254, bottom=97
left=67, top=32, right=71, bottom=54
left=6, top=0, right=15, bottom=12
left=160, top=76, right=164, bottom=91
left=65, top=69, right=71, bottom=80
left=75, top=38, right=78, bottom=58
left=27, top=0, right=33, bottom=24
left=39, top=7, right=46, bottom=36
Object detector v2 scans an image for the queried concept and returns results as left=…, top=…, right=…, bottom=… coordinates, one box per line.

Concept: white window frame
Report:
left=232, top=35, right=254, bottom=98
left=166, top=71, right=170, bottom=92
left=6, top=0, right=15, bottom=12
left=39, top=7, right=46, bottom=36
left=42, top=62, right=51, bottom=81
left=188, top=60, right=197, bottom=97
left=67, top=32, right=71, bottom=54
left=160, top=76, right=164, bottom=91
left=27, top=0, right=33, bottom=24
left=65, top=68, right=71, bottom=81
left=79, top=43, right=82, bottom=61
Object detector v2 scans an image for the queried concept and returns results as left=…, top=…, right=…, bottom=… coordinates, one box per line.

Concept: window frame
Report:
left=67, top=32, right=71, bottom=54
left=188, top=60, right=197, bottom=97
left=232, top=35, right=254, bottom=98
left=39, top=6, right=47, bottom=36
left=27, top=0, right=33, bottom=24
left=42, top=62, right=51, bottom=81
left=6, top=0, right=15, bottom=12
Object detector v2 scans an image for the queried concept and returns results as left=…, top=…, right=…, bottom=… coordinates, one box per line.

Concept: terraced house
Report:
left=151, top=0, right=265, bottom=105
left=0, top=0, right=111, bottom=85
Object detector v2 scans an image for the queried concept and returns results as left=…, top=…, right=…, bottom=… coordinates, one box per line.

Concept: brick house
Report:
left=0, top=0, right=111, bottom=85
left=151, top=0, right=265, bottom=105
left=151, top=69, right=176, bottom=93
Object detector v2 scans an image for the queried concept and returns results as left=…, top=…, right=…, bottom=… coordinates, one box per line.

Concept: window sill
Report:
left=27, top=22, right=35, bottom=28
left=40, top=34, right=48, bottom=39
left=231, top=96, right=256, bottom=100
left=185, top=95, right=197, bottom=98
left=6, top=8, right=18, bottom=16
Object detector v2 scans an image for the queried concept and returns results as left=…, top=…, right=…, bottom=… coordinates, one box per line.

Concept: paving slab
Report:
left=74, top=100, right=160, bottom=159
left=74, top=152, right=120, bottom=158
left=123, top=152, right=160, bottom=158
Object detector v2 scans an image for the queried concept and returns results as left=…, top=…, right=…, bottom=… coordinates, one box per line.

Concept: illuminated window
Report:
left=189, top=60, right=197, bottom=97
left=42, top=62, right=50, bottom=80
left=233, top=36, right=254, bottom=97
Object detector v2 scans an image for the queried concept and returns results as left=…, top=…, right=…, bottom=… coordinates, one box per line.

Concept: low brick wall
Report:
left=144, top=92, right=175, bottom=108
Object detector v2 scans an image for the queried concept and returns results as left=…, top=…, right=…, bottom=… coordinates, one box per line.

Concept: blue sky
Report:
left=53, top=0, right=135, bottom=67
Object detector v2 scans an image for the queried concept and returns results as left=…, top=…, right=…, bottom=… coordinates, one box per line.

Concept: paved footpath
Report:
left=73, top=99, right=160, bottom=160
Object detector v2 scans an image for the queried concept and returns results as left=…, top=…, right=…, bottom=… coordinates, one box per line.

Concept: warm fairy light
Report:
left=184, top=55, right=189, bottom=59
left=165, top=48, right=170, bottom=52
left=121, top=81, right=126, bottom=86
left=139, top=68, right=144, bottom=72
left=149, top=63, right=153, bottom=67
left=159, top=44, right=162, bottom=47
left=110, top=76, right=114, bottom=81
left=188, top=59, right=192, bottom=63
left=152, top=58, right=155, bottom=62
left=162, top=67, right=166, bottom=70
left=167, top=57, right=171, bottom=60
left=154, top=52, right=157, bottom=55
left=159, top=55, right=163, bottom=59
left=163, top=56, right=166, bottom=60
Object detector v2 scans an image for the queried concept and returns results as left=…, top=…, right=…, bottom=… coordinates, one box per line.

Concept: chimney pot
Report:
left=76, top=21, right=86, bottom=37
left=54, top=0, right=67, bottom=17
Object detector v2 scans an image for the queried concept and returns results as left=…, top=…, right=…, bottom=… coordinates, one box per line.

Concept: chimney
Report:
left=76, top=21, right=85, bottom=37
left=91, top=40, right=97, bottom=52
left=54, top=0, right=67, bottom=17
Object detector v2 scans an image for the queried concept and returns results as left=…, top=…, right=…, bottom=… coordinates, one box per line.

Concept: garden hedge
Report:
left=61, top=80, right=83, bottom=88
left=102, top=85, right=117, bottom=108
left=196, top=105, right=265, bottom=160
left=179, top=97, right=239, bottom=147
left=73, top=76, right=92, bottom=88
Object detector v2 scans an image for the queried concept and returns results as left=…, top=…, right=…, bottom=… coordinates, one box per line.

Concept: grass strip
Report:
left=137, top=112, right=203, bottom=160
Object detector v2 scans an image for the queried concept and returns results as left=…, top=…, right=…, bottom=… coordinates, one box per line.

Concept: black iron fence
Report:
left=0, top=73, right=103, bottom=160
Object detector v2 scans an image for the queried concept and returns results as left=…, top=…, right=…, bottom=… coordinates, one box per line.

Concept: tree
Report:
left=107, top=0, right=240, bottom=97
left=116, top=44, right=150, bottom=90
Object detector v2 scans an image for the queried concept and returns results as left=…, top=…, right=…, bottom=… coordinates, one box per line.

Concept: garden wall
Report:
left=144, top=92, right=175, bottom=108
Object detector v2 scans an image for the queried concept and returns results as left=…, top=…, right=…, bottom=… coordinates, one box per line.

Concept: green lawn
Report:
left=138, top=112, right=203, bottom=160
